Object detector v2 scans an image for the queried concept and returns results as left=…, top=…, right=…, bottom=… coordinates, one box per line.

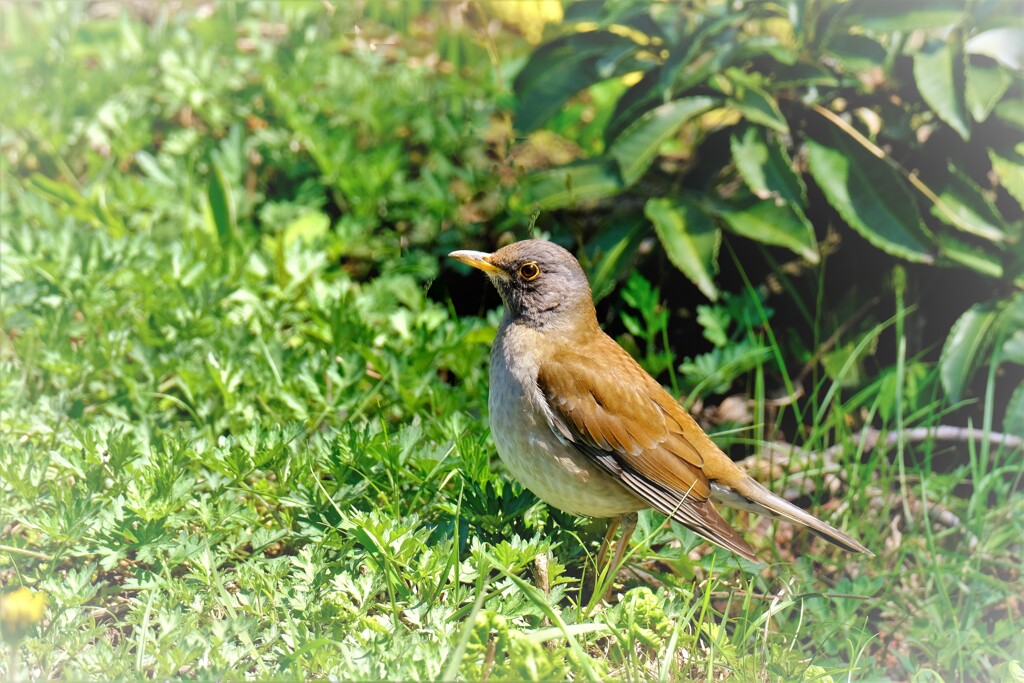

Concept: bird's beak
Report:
left=448, top=250, right=508, bottom=279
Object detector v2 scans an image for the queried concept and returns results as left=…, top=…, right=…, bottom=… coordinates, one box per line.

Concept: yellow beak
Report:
left=448, top=250, right=508, bottom=279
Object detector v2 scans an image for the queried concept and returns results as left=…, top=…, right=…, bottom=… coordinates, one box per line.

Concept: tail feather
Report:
left=711, top=479, right=873, bottom=557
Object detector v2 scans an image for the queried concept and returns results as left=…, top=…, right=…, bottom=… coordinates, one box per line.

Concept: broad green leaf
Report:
left=583, top=216, right=646, bottom=302
left=730, top=125, right=807, bottom=206
left=825, top=34, right=886, bottom=71
left=659, top=15, right=741, bottom=94
left=935, top=233, right=1003, bottom=278
left=1004, top=381, right=1024, bottom=438
left=843, top=0, right=967, bottom=31
left=965, top=59, right=1012, bottom=123
left=563, top=0, right=666, bottom=40
left=563, top=0, right=610, bottom=22
left=993, top=97, right=1024, bottom=131
left=966, top=27, right=1024, bottom=71
left=514, top=31, right=642, bottom=132
left=607, top=96, right=718, bottom=186
left=731, top=36, right=797, bottom=67
left=518, top=159, right=623, bottom=209
left=208, top=160, right=237, bottom=246
left=941, top=292, right=1024, bottom=404
left=940, top=302, right=999, bottom=401
left=771, top=62, right=838, bottom=88
left=514, top=30, right=638, bottom=94
left=990, top=144, right=1024, bottom=209
left=603, top=66, right=661, bottom=146
left=706, top=193, right=819, bottom=264
left=1000, top=292, right=1024, bottom=359
left=914, top=39, right=971, bottom=141
left=721, top=69, right=788, bottom=134
left=644, top=197, right=720, bottom=300
left=805, top=125, right=934, bottom=264
left=1002, top=331, right=1024, bottom=366
left=931, top=164, right=1010, bottom=242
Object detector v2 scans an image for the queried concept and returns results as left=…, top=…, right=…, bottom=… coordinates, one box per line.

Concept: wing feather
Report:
left=536, top=342, right=758, bottom=562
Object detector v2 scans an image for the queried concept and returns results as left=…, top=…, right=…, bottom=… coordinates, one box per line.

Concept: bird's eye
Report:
left=518, top=262, right=540, bottom=281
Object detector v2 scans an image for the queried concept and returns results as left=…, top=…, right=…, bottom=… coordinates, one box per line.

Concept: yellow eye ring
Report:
left=518, top=262, right=540, bottom=281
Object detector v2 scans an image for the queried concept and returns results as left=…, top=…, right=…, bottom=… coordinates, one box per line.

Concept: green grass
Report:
left=2, top=3, right=1022, bottom=681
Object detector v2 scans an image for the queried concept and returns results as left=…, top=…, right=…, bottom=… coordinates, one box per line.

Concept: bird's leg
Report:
left=596, top=513, right=638, bottom=602
left=594, top=515, right=621, bottom=571
left=608, top=512, right=637, bottom=573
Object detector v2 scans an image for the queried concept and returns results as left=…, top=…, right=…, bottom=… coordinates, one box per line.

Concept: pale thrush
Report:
left=450, top=239, right=870, bottom=571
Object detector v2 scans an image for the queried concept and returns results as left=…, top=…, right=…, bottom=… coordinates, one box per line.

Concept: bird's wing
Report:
left=536, top=342, right=758, bottom=562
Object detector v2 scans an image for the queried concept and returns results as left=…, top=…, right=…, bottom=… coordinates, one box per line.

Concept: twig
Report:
left=748, top=425, right=1022, bottom=472
left=739, top=424, right=1015, bottom=547
left=0, top=544, right=51, bottom=561
left=850, top=426, right=1023, bottom=452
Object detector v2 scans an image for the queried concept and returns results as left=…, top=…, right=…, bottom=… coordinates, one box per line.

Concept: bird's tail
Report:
left=711, top=478, right=873, bottom=556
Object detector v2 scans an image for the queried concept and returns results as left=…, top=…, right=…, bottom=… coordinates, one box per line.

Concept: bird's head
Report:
left=449, top=239, right=596, bottom=331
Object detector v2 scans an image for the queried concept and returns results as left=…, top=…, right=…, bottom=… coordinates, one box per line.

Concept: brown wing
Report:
left=536, top=340, right=758, bottom=562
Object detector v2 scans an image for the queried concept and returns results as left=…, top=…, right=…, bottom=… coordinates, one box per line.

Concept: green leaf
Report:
left=1002, top=331, right=1024, bottom=366
left=27, top=173, right=87, bottom=208
left=518, top=159, right=623, bottom=209
left=940, top=292, right=1024, bottom=404
left=134, top=151, right=176, bottom=188
left=208, top=159, right=237, bottom=246
left=934, top=233, right=1003, bottom=278
left=706, top=193, right=819, bottom=264
left=966, top=27, right=1024, bottom=71
left=993, top=97, right=1024, bottom=131
left=721, top=69, right=788, bottom=134
left=607, top=96, right=718, bottom=186
left=696, top=305, right=731, bottom=347
left=730, top=125, right=807, bottom=206
left=965, top=59, right=1012, bottom=123
left=1004, top=381, right=1024, bottom=438
left=805, top=125, right=934, bottom=264
left=26, top=173, right=125, bottom=235
left=771, top=62, right=839, bottom=88
left=604, top=67, right=661, bottom=146
left=825, top=34, right=887, bottom=71
left=931, top=163, right=1010, bottom=242
left=940, top=302, right=999, bottom=401
left=514, top=31, right=642, bottom=132
left=990, top=144, right=1024, bottom=209
left=583, top=216, right=646, bottom=302
left=659, top=15, right=741, bottom=94
left=843, top=0, right=967, bottom=31
left=284, top=211, right=330, bottom=247
left=999, top=293, right=1024, bottom=363
left=679, top=340, right=771, bottom=396
left=914, top=39, right=971, bottom=141
left=644, top=197, right=720, bottom=301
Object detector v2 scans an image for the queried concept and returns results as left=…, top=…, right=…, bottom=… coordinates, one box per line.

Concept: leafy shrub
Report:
left=510, top=0, right=1023, bottom=428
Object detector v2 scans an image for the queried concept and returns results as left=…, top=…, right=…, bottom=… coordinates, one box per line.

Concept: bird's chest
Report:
left=486, top=324, right=643, bottom=518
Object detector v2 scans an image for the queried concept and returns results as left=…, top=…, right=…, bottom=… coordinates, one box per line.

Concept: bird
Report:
left=449, top=239, right=871, bottom=578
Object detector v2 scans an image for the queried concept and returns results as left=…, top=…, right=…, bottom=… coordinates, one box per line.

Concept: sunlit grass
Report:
left=1, top=2, right=1020, bottom=681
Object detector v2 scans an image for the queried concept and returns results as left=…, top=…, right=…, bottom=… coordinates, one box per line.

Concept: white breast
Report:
left=487, top=321, right=645, bottom=518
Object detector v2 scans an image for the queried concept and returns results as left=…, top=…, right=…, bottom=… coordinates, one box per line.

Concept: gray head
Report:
left=449, top=239, right=595, bottom=330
